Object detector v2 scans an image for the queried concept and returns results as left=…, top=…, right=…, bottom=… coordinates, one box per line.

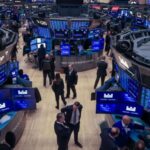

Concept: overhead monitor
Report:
left=61, top=44, right=70, bottom=56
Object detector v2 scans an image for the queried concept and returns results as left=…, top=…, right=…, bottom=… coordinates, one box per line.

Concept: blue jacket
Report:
left=113, top=120, right=145, bottom=147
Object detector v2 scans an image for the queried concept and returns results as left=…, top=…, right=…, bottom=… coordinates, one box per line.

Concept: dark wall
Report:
left=56, top=0, right=83, bottom=5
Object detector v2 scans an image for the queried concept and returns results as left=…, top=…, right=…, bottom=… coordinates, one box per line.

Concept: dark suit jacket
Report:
left=65, top=69, right=78, bottom=86
left=61, top=104, right=83, bottom=124
left=54, top=121, right=70, bottom=147
left=97, top=61, right=108, bottom=77
left=0, top=144, right=11, bottom=150
left=52, top=79, right=64, bottom=94
left=100, top=128, right=119, bottom=150
left=113, top=121, right=145, bottom=147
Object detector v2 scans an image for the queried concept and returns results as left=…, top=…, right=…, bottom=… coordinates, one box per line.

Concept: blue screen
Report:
left=88, top=28, right=102, bottom=39
left=31, top=44, right=37, bottom=51
left=117, top=67, right=139, bottom=100
left=140, top=87, right=150, bottom=110
left=0, top=64, right=8, bottom=85
left=61, top=44, right=71, bottom=56
left=0, top=89, right=13, bottom=113
left=50, top=20, right=68, bottom=30
left=71, top=21, right=89, bottom=30
left=96, top=91, right=143, bottom=117
left=92, top=38, right=104, bottom=52
left=96, top=92, right=136, bottom=103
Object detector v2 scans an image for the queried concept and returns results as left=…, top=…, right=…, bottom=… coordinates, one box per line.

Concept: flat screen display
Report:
left=0, top=63, right=8, bottom=86
left=140, top=86, right=150, bottom=110
left=30, top=38, right=46, bottom=52
left=88, top=28, right=102, bottom=39
left=12, top=88, right=36, bottom=110
left=61, top=44, right=70, bottom=56
left=92, top=38, right=104, bottom=52
left=96, top=92, right=143, bottom=117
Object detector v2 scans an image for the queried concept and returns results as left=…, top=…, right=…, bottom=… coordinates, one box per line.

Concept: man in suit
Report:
left=65, top=64, right=78, bottom=99
left=42, top=54, right=52, bottom=87
left=37, top=44, right=46, bottom=70
left=100, top=127, right=120, bottom=150
left=54, top=113, right=70, bottom=150
left=61, top=101, right=83, bottom=148
left=94, top=56, right=108, bottom=89
left=113, top=115, right=147, bottom=148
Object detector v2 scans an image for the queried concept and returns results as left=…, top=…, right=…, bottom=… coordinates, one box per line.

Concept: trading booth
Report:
left=0, top=28, right=40, bottom=144
left=96, top=29, right=150, bottom=149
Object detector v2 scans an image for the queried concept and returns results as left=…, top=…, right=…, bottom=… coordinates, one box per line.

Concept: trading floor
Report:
left=14, top=30, right=112, bottom=150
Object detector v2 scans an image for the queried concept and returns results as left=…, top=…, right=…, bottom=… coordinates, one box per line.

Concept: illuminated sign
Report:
left=0, top=103, right=6, bottom=109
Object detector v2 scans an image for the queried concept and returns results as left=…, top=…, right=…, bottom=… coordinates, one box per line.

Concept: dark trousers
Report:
left=38, top=58, right=43, bottom=70
left=58, top=140, right=68, bottom=150
left=66, top=84, right=77, bottom=98
left=51, top=69, right=55, bottom=80
left=68, top=123, right=80, bottom=143
left=43, top=70, right=52, bottom=86
left=94, top=75, right=106, bottom=89
left=55, top=92, right=66, bottom=108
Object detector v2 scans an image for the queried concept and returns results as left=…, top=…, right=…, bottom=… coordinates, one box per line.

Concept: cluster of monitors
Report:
left=30, top=38, right=46, bottom=52
left=50, top=20, right=90, bottom=31
left=0, top=88, right=36, bottom=114
left=33, top=27, right=51, bottom=39
left=60, top=38, right=104, bottom=56
left=115, top=64, right=150, bottom=110
left=0, top=61, right=19, bottom=86
left=96, top=91, right=143, bottom=117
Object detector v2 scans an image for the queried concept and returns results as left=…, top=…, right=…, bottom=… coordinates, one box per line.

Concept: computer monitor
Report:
left=61, top=44, right=71, bottom=56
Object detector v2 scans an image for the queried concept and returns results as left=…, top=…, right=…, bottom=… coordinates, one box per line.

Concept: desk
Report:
left=55, top=51, right=102, bottom=72
left=0, top=111, right=26, bottom=144
left=105, top=114, right=150, bottom=149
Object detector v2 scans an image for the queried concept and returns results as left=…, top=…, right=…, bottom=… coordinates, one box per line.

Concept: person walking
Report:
left=94, top=56, right=108, bottom=89
left=52, top=73, right=67, bottom=109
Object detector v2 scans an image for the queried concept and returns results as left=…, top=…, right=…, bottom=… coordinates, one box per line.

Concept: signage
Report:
left=96, top=91, right=143, bottom=117
left=61, top=44, right=71, bottom=56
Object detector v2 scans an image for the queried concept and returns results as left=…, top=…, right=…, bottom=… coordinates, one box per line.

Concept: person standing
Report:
left=50, top=53, right=55, bottom=80
left=52, top=73, right=67, bottom=109
left=113, top=115, right=148, bottom=148
left=65, top=64, right=78, bottom=99
left=100, top=127, right=120, bottom=150
left=105, top=31, right=111, bottom=56
left=54, top=113, right=70, bottom=150
left=61, top=101, right=83, bottom=148
left=37, top=44, right=46, bottom=70
left=42, top=54, right=52, bottom=87
left=94, top=56, right=108, bottom=89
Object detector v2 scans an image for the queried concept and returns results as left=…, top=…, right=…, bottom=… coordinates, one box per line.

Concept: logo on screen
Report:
left=18, top=90, right=28, bottom=95
left=126, top=106, right=136, bottom=112
left=103, top=93, right=113, bottom=99
left=0, top=103, right=6, bottom=109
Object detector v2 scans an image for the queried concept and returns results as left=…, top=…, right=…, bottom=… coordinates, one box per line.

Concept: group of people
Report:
left=54, top=101, right=83, bottom=150
left=100, top=115, right=148, bottom=150
left=51, top=64, right=78, bottom=109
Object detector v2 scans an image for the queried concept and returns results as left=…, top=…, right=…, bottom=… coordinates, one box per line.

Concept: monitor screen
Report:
left=31, top=44, right=37, bottom=51
left=12, top=88, right=36, bottom=110
left=61, top=44, right=70, bottom=56
left=92, top=38, right=104, bottom=52
left=140, top=86, right=150, bottom=110
left=37, top=43, right=46, bottom=48
left=0, top=89, right=13, bottom=113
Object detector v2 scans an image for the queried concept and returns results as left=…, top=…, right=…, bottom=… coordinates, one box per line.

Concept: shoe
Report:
left=75, top=142, right=83, bottom=148
left=72, top=96, right=76, bottom=99
left=55, top=106, right=59, bottom=109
